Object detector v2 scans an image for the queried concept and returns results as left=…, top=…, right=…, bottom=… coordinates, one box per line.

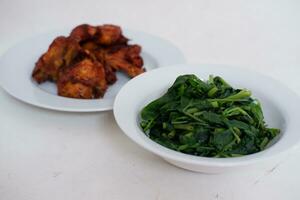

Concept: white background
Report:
left=0, top=0, right=300, bottom=199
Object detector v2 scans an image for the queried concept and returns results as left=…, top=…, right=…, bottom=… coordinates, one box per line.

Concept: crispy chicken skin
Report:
left=57, top=59, right=107, bottom=99
left=32, top=36, right=81, bottom=83
left=32, top=24, right=145, bottom=99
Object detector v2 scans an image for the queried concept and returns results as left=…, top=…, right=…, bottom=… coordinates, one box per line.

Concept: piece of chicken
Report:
left=32, top=36, right=81, bottom=83
left=69, top=24, right=143, bottom=78
left=91, top=48, right=116, bottom=84
left=103, top=44, right=144, bottom=77
left=78, top=43, right=117, bottom=85
left=57, top=59, right=107, bottom=99
left=69, top=24, right=98, bottom=43
left=70, top=24, right=128, bottom=46
left=96, top=24, right=128, bottom=46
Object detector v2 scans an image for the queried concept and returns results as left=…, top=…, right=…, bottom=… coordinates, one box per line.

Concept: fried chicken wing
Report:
left=32, top=36, right=81, bottom=83
left=69, top=24, right=97, bottom=43
left=57, top=59, right=107, bottom=99
left=70, top=24, right=128, bottom=46
left=96, top=25, right=128, bottom=46
left=104, top=44, right=144, bottom=77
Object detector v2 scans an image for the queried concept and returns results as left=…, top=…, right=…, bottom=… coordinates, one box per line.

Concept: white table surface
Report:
left=0, top=0, right=300, bottom=199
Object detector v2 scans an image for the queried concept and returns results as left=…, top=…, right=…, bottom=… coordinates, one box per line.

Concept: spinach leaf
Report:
left=140, top=74, right=280, bottom=158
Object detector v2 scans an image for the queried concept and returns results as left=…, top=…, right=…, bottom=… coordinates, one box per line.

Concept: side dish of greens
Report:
left=140, top=75, right=280, bottom=158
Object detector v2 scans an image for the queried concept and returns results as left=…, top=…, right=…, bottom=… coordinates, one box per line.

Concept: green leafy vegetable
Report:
left=140, top=74, right=280, bottom=158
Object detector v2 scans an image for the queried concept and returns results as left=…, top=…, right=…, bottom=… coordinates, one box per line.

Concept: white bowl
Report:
left=113, top=64, right=300, bottom=173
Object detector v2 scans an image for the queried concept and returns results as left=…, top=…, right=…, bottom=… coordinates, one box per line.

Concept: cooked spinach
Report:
left=140, top=74, right=280, bottom=158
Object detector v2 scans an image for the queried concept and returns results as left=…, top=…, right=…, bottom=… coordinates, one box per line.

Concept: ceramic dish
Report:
left=113, top=64, right=300, bottom=173
left=0, top=29, right=185, bottom=112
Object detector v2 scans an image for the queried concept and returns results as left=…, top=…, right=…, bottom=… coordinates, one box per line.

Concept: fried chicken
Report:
left=104, top=44, right=144, bottom=77
left=70, top=24, right=128, bottom=46
left=96, top=24, right=128, bottom=46
left=32, top=36, right=81, bottom=83
left=69, top=24, right=97, bottom=43
left=32, top=24, right=145, bottom=99
left=57, top=59, right=107, bottom=99
left=70, top=23, right=143, bottom=77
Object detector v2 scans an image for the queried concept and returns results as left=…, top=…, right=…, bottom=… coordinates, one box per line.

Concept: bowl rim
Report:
left=113, top=64, right=300, bottom=167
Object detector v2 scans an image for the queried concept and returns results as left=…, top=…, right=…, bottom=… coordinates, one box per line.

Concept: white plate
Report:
left=0, top=29, right=186, bottom=112
left=113, top=64, right=300, bottom=173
